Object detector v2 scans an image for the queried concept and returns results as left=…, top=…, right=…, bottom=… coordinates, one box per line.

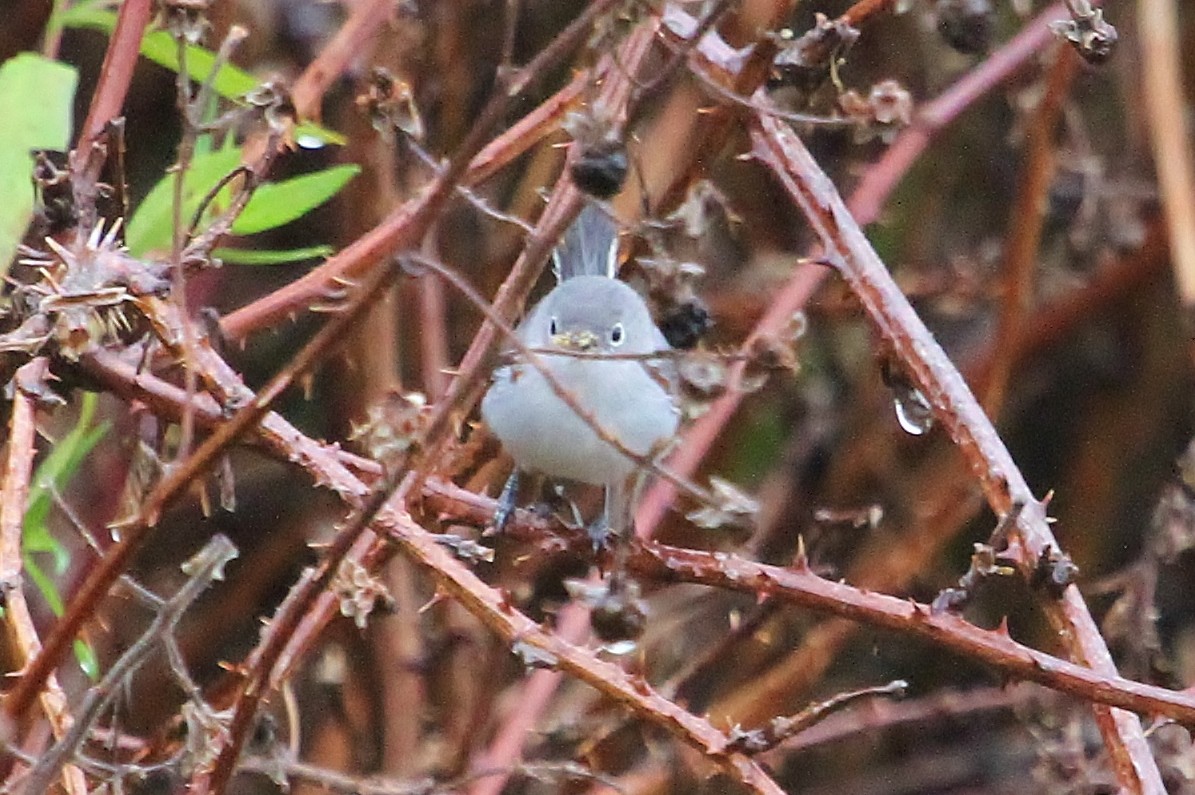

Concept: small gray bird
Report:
left=481, top=206, right=679, bottom=546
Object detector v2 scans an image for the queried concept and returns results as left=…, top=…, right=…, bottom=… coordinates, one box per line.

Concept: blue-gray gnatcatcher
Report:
left=481, top=205, right=680, bottom=546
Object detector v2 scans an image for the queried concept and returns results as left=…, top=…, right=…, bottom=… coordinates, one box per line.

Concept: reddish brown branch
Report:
left=220, top=0, right=625, bottom=343
left=73, top=0, right=152, bottom=175
left=626, top=541, right=1195, bottom=727
left=981, top=45, right=1079, bottom=412
left=291, top=0, right=394, bottom=120
left=848, top=1, right=1072, bottom=225
left=638, top=3, right=1069, bottom=536
left=0, top=360, right=87, bottom=795
left=413, top=483, right=1195, bottom=727
left=750, top=110, right=1165, bottom=793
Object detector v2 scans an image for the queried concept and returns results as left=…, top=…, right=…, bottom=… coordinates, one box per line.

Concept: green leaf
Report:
left=73, top=639, right=100, bottom=680
left=58, top=7, right=345, bottom=146
left=23, top=554, right=64, bottom=616
left=0, top=54, right=78, bottom=277
left=125, top=144, right=243, bottom=256
left=232, top=164, right=360, bottom=236
left=214, top=244, right=333, bottom=265
left=128, top=149, right=358, bottom=255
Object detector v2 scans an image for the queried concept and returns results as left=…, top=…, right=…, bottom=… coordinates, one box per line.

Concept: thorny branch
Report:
left=0, top=0, right=1183, bottom=793
left=0, top=360, right=87, bottom=795
left=750, top=107, right=1165, bottom=792
left=18, top=535, right=238, bottom=795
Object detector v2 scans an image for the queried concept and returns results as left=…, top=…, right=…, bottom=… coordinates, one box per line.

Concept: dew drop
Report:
left=601, top=639, right=638, bottom=656
left=893, top=388, right=935, bottom=436
left=295, top=133, right=326, bottom=150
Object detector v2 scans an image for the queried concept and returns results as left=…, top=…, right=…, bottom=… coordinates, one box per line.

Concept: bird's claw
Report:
left=587, top=515, right=613, bottom=551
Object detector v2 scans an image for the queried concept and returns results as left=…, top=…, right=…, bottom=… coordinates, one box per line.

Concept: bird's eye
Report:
left=549, top=316, right=558, bottom=336
left=610, top=322, right=625, bottom=346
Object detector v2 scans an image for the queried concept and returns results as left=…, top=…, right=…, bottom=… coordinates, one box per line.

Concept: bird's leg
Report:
left=492, top=469, right=521, bottom=532
left=589, top=473, right=637, bottom=551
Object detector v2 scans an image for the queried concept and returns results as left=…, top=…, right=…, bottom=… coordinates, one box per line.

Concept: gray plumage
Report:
left=481, top=207, right=679, bottom=538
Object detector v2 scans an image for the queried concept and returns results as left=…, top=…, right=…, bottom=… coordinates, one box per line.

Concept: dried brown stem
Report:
left=19, top=536, right=237, bottom=795
left=981, top=45, right=1079, bottom=412
left=1137, top=0, right=1195, bottom=315
left=290, top=0, right=394, bottom=120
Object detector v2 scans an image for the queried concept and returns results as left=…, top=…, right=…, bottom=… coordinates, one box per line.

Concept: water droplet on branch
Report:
left=893, top=388, right=934, bottom=436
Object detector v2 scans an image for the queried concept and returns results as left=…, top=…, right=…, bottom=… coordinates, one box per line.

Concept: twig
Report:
left=726, top=680, right=909, bottom=753
left=981, top=45, right=1079, bottom=412
left=0, top=360, right=87, bottom=795
left=848, top=1, right=1072, bottom=225
left=238, top=754, right=619, bottom=795
left=759, top=684, right=1039, bottom=760
left=70, top=0, right=154, bottom=212
left=19, top=535, right=238, bottom=795
left=290, top=0, right=394, bottom=119
left=750, top=108, right=1165, bottom=794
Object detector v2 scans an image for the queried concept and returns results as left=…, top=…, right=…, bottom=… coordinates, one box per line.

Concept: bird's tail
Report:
left=552, top=204, right=620, bottom=281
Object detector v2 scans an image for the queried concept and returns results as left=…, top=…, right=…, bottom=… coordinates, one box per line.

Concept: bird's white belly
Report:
left=481, top=357, right=678, bottom=486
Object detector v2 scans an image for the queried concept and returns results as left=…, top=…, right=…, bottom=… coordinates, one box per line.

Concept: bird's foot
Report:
left=490, top=471, right=520, bottom=533
left=586, top=515, right=614, bottom=551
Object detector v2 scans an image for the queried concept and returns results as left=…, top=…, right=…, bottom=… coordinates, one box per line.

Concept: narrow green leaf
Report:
left=73, top=639, right=100, bottom=680
left=24, top=393, right=109, bottom=577
left=0, top=54, right=78, bottom=277
left=23, top=554, right=65, bottom=616
left=58, top=7, right=345, bottom=145
left=125, top=145, right=243, bottom=255
left=214, top=244, right=333, bottom=265
left=231, top=164, right=360, bottom=236
left=23, top=555, right=100, bottom=679
left=21, top=393, right=107, bottom=680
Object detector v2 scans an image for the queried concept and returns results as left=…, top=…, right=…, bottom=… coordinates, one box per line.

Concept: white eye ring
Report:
left=549, top=316, right=558, bottom=336
left=610, top=322, right=625, bottom=346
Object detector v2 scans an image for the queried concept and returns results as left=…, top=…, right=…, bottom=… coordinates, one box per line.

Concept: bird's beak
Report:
left=550, top=330, right=599, bottom=351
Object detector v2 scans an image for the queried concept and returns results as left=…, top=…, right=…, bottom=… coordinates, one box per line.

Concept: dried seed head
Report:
left=357, top=67, right=425, bottom=141
left=1050, top=5, right=1118, bottom=65
left=563, top=109, right=629, bottom=199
